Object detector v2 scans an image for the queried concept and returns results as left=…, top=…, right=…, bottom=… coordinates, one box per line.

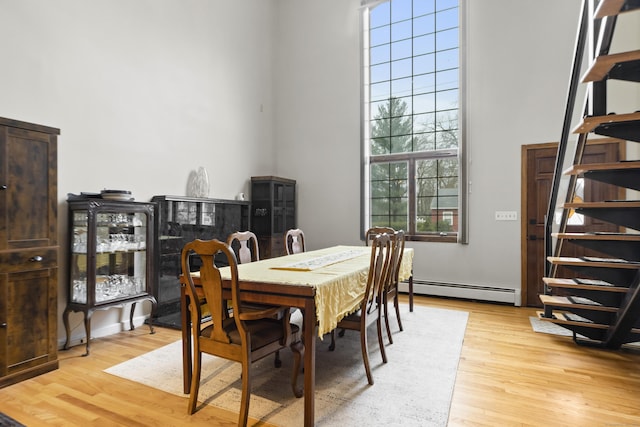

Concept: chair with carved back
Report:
left=334, top=226, right=396, bottom=341
left=365, top=226, right=395, bottom=247
left=227, top=230, right=288, bottom=367
left=382, top=229, right=405, bottom=344
left=226, top=231, right=260, bottom=264
left=327, top=232, right=392, bottom=385
left=181, top=239, right=304, bottom=423
left=285, top=228, right=306, bottom=255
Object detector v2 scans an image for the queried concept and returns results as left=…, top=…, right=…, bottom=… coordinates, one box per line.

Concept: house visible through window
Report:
left=362, top=0, right=464, bottom=242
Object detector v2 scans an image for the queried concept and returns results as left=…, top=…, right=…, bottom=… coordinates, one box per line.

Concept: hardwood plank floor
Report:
left=1, top=295, right=638, bottom=426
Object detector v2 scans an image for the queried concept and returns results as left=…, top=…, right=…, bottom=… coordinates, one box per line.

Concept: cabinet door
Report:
left=0, top=126, right=57, bottom=250
left=0, top=267, right=57, bottom=377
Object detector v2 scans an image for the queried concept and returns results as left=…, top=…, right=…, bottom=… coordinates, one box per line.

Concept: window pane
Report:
left=436, top=48, right=458, bottom=71
left=413, top=92, right=435, bottom=114
left=414, top=72, right=435, bottom=94
left=371, top=2, right=391, bottom=28
left=371, top=82, right=390, bottom=103
left=371, top=62, right=391, bottom=83
left=391, top=38, right=412, bottom=61
left=436, top=88, right=458, bottom=110
left=370, top=162, right=408, bottom=230
left=391, top=76, right=413, bottom=98
left=391, top=20, right=412, bottom=41
left=413, top=14, right=435, bottom=37
left=414, top=0, right=435, bottom=17
left=391, top=58, right=412, bottom=79
left=392, top=0, right=412, bottom=22
left=436, top=4, right=458, bottom=28
left=414, top=53, right=435, bottom=75
left=436, top=68, right=457, bottom=91
left=370, top=24, right=391, bottom=47
left=414, top=33, right=435, bottom=56
left=436, top=27, right=458, bottom=51
left=371, top=43, right=390, bottom=65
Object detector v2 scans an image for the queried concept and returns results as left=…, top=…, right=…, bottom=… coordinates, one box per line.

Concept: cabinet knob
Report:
left=0, top=323, right=6, bottom=328
left=30, top=255, right=43, bottom=262
left=0, top=185, right=7, bottom=190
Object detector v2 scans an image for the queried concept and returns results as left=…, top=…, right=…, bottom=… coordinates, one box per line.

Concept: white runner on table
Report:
left=271, top=248, right=368, bottom=271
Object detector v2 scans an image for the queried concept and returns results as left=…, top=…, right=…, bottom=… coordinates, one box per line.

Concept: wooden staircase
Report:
left=538, top=0, right=640, bottom=349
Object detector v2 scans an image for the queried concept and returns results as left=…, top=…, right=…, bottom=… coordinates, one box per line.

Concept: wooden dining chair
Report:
left=181, top=239, right=304, bottom=423
left=285, top=228, right=306, bottom=255
left=328, top=233, right=392, bottom=385
left=382, top=229, right=405, bottom=344
left=365, top=226, right=395, bottom=246
left=226, top=231, right=260, bottom=264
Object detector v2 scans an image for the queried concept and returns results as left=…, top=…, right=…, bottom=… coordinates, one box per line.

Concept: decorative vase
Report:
left=188, top=166, right=210, bottom=198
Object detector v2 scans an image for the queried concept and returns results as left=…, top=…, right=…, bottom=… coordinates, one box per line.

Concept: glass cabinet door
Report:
left=70, top=207, right=149, bottom=306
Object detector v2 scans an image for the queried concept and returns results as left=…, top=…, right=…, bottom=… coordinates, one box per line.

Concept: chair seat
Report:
left=202, top=318, right=301, bottom=351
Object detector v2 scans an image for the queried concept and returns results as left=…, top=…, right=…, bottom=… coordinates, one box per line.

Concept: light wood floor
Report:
left=1, top=295, right=639, bottom=426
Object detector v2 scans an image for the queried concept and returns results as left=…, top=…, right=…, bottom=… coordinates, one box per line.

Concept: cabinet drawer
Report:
left=0, top=248, right=58, bottom=273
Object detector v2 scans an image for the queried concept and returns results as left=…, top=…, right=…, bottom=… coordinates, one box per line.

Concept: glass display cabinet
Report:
left=150, top=195, right=250, bottom=328
left=251, top=176, right=296, bottom=258
left=63, top=198, right=157, bottom=356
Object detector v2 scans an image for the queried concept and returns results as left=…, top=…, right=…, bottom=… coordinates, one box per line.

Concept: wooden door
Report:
left=521, top=139, right=622, bottom=307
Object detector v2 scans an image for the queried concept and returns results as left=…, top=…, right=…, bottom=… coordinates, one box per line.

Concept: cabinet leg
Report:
left=148, top=297, right=157, bottom=335
left=129, top=302, right=137, bottom=331
left=63, top=307, right=72, bottom=350
left=83, top=311, right=93, bottom=357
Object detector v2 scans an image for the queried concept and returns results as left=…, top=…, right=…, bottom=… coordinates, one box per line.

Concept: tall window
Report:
left=362, top=0, right=464, bottom=242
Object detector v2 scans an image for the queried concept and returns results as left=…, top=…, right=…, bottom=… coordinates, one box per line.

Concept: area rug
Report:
left=105, top=306, right=468, bottom=426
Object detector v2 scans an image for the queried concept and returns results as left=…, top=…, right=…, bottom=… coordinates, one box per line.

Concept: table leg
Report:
left=181, top=286, right=192, bottom=394
left=302, top=299, right=316, bottom=427
left=409, top=274, right=414, bottom=312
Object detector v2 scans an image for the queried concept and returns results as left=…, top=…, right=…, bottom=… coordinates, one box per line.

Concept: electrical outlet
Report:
left=495, top=211, right=518, bottom=221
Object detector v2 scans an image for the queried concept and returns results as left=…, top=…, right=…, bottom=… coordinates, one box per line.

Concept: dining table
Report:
left=180, top=244, right=414, bottom=427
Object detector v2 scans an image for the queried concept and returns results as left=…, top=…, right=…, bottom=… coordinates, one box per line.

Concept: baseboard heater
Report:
left=399, top=279, right=520, bottom=306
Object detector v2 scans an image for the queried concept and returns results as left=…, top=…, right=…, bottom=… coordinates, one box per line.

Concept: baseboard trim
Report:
left=400, top=279, right=521, bottom=306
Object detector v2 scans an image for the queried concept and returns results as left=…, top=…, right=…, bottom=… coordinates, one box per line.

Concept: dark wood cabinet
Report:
left=63, top=199, right=157, bottom=356
left=251, top=176, right=296, bottom=259
left=151, top=195, right=250, bottom=327
left=0, top=117, right=59, bottom=388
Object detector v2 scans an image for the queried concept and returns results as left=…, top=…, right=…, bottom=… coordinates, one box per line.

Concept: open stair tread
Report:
left=595, top=0, right=640, bottom=18
left=564, top=160, right=640, bottom=175
left=540, top=294, right=617, bottom=311
left=553, top=232, right=640, bottom=241
left=548, top=256, right=640, bottom=269
left=563, top=200, right=640, bottom=209
left=572, top=112, right=640, bottom=134
left=581, top=50, right=640, bottom=82
left=543, top=277, right=628, bottom=292
left=536, top=311, right=609, bottom=329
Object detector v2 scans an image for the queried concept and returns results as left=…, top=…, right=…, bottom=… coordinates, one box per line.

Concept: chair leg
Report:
left=274, top=350, right=282, bottom=368
left=394, top=292, right=403, bottom=332
left=377, top=311, right=388, bottom=364
left=290, top=340, right=305, bottom=398
left=239, top=358, right=251, bottom=427
left=188, top=351, right=202, bottom=414
left=329, top=329, right=336, bottom=351
left=383, top=296, right=393, bottom=344
left=360, top=324, right=374, bottom=385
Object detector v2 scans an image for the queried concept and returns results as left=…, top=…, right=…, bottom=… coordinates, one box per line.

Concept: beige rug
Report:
left=105, top=306, right=468, bottom=426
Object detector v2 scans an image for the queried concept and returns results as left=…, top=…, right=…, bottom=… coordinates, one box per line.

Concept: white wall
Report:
left=273, top=0, right=638, bottom=304
left=0, top=0, right=277, bottom=344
